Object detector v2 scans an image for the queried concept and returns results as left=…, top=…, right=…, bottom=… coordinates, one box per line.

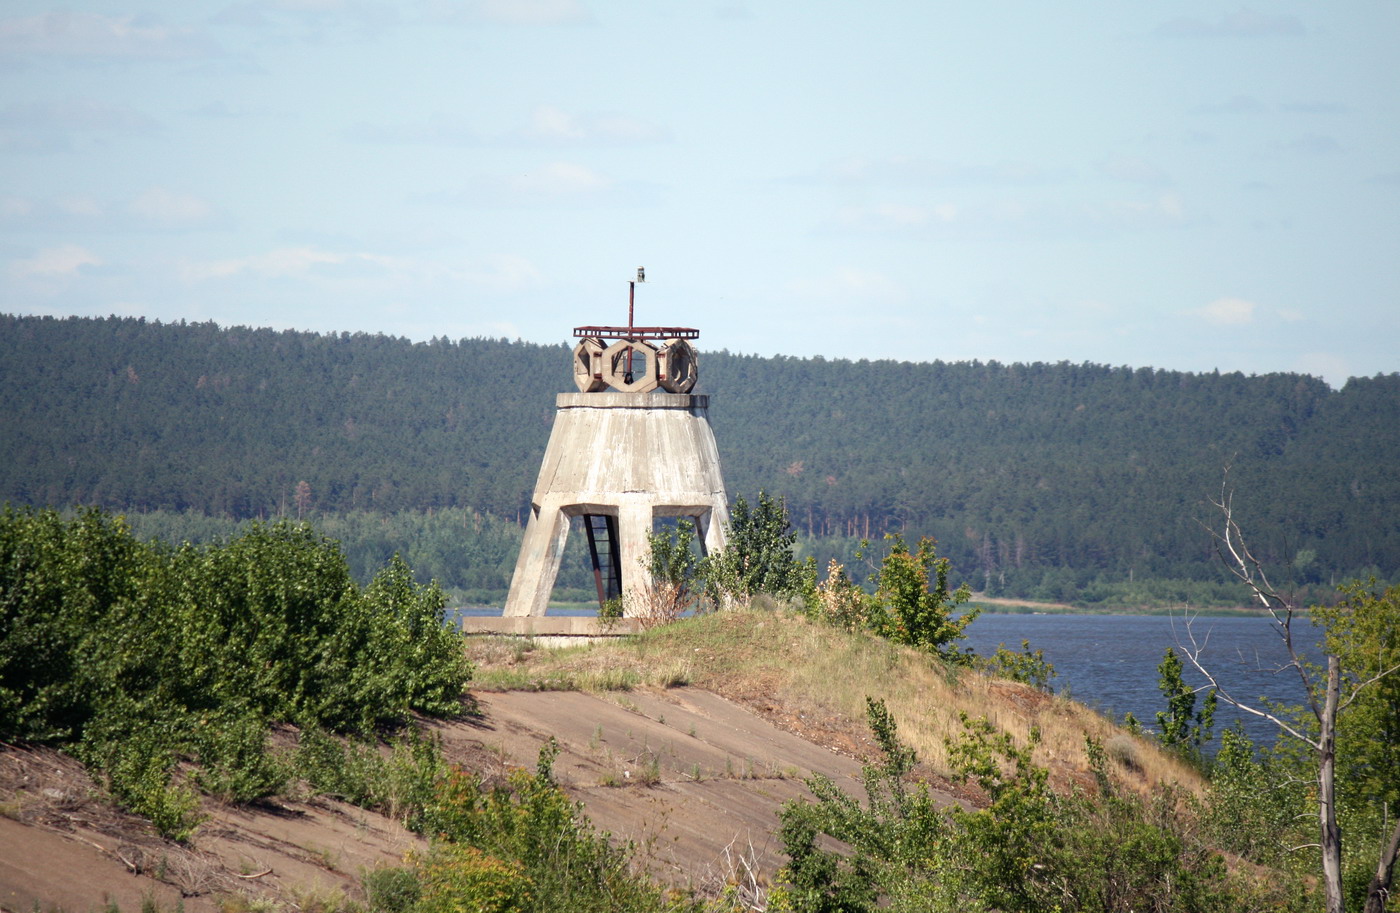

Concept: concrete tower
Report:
left=503, top=271, right=729, bottom=617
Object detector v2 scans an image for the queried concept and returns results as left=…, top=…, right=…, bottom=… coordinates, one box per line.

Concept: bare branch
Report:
left=1203, top=474, right=1325, bottom=722
left=1176, top=621, right=1316, bottom=750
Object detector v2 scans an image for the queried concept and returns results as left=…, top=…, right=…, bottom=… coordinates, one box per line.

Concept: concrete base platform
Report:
left=461, top=615, right=643, bottom=646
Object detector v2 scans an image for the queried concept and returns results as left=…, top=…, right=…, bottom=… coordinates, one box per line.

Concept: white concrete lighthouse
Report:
left=503, top=271, right=730, bottom=617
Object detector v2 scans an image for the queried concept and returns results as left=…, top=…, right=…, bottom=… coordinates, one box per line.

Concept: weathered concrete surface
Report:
left=462, top=616, right=644, bottom=636
left=462, top=616, right=643, bottom=647
left=504, top=392, right=729, bottom=617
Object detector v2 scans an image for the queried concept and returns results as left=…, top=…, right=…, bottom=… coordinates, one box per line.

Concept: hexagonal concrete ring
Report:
left=656, top=338, right=698, bottom=393
left=572, top=337, right=607, bottom=392
left=602, top=339, right=659, bottom=393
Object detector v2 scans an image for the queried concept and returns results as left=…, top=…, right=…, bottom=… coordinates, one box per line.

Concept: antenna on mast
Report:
left=570, top=266, right=699, bottom=394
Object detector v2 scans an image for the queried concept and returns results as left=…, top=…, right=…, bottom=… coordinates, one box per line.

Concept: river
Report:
left=962, top=611, right=1318, bottom=750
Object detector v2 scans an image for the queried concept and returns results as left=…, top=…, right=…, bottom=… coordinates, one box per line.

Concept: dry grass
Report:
left=466, top=608, right=1206, bottom=797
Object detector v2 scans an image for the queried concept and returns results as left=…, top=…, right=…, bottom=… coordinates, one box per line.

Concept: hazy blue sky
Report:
left=3, top=2, right=1396, bottom=387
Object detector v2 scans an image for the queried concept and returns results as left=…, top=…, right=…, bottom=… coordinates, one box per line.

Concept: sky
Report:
left=2, top=2, right=1397, bottom=388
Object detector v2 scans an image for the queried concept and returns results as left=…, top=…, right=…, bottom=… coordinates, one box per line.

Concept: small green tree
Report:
left=870, top=534, right=977, bottom=662
left=639, top=518, right=705, bottom=623
left=980, top=639, right=1057, bottom=693
left=1155, top=647, right=1216, bottom=761
left=705, top=491, right=815, bottom=607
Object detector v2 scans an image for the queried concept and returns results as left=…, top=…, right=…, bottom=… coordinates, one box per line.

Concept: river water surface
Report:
left=962, top=612, right=1318, bottom=750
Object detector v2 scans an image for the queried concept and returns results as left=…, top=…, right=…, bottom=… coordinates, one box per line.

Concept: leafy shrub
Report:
left=874, top=535, right=978, bottom=659
left=705, top=492, right=816, bottom=607
left=1154, top=647, right=1216, bottom=762
left=295, top=727, right=445, bottom=825
left=978, top=639, right=1056, bottom=692
left=0, top=507, right=147, bottom=741
left=1200, top=725, right=1305, bottom=868
left=193, top=713, right=292, bottom=804
left=776, top=698, right=1264, bottom=913
left=809, top=560, right=874, bottom=632
left=415, top=740, right=694, bottom=913
left=364, top=867, right=421, bottom=913
left=415, top=844, right=534, bottom=913
left=0, top=506, right=472, bottom=835
left=79, top=729, right=205, bottom=842
left=804, top=535, right=978, bottom=663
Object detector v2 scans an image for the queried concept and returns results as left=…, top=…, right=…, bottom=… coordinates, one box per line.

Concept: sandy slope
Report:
left=1, top=686, right=961, bottom=910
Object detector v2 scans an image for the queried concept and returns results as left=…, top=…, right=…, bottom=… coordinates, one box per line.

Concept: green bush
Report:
left=776, top=698, right=1269, bottom=913
left=79, top=729, right=205, bottom=842
left=193, top=713, right=291, bottom=804
left=415, top=740, right=698, bottom=913
left=978, top=639, right=1057, bottom=692
left=0, top=506, right=473, bottom=836
left=415, top=844, right=534, bottom=913
left=705, top=492, right=816, bottom=607
left=806, top=535, right=978, bottom=663
left=364, top=866, right=421, bottom=913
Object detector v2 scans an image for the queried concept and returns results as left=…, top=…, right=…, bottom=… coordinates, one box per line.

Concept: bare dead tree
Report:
left=1186, top=478, right=1400, bottom=913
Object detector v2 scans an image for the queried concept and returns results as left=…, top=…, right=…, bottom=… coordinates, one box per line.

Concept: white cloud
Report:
left=1192, top=297, right=1258, bottom=326
left=128, top=188, right=218, bottom=226
left=0, top=12, right=220, bottom=61
left=836, top=202, right=957, bottom=231
left=0, top=197, right=32, bottom=219
left=1279, top=134, right=1342, bottom=155
left=213, top=0, right=399, bottom=37
left=834, top=192, right=1191, bottom=238
left=787, top=267, right=906, bottom=302
left=1193, top=95, right=1268, bottom=116
left=415, top=161, right=653, bottom=209
left=9, top=244, right=101, bottom=279
left=427, top=0, right=592, bottom=26
left=182, top=246, right=349, bottom=280
left=0, top=98, right=159, bottom=153
left=1295, top=352, right=1352, bottom=387
left=344, top=114, right=477, bottom=145
left=0, top=99, right=159, bottom=132
left=518, top=105, right=668, bottom=144
left=1281, top=101, right=1348, bottom=115
left=350, top=106, right=666, bottom=148
left=56, top=195, right=104, bottom=218
left=511, top=161, right=611, bottom=195
left=462, top=254, right=544, bottom=292
left=1098, top=156, right=1171, bottom=186
left=1154, top=10, right=1305, bottom=39
left=814, top=155, right=1070, bottom=187
left=527, top=105, right=584, bottom=141
left=0, top=189, right=222, bottom=232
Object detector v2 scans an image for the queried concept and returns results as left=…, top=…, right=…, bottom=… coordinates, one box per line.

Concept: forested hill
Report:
left=3, top=313, right=1398, bottom=587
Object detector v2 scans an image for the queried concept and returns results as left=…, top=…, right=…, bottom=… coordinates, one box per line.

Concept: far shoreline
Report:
left=967, top=596, right=1280, bottom=618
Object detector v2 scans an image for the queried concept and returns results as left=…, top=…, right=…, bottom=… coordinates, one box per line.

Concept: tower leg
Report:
left=503, top=504, right=570, bottom=617
left=618, top=501, right=655, bottom=618
left=702, top=502, right=729, bottom=556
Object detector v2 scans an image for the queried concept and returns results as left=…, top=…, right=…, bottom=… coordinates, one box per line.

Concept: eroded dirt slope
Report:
left=2, top=686, right=962, bottom=910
